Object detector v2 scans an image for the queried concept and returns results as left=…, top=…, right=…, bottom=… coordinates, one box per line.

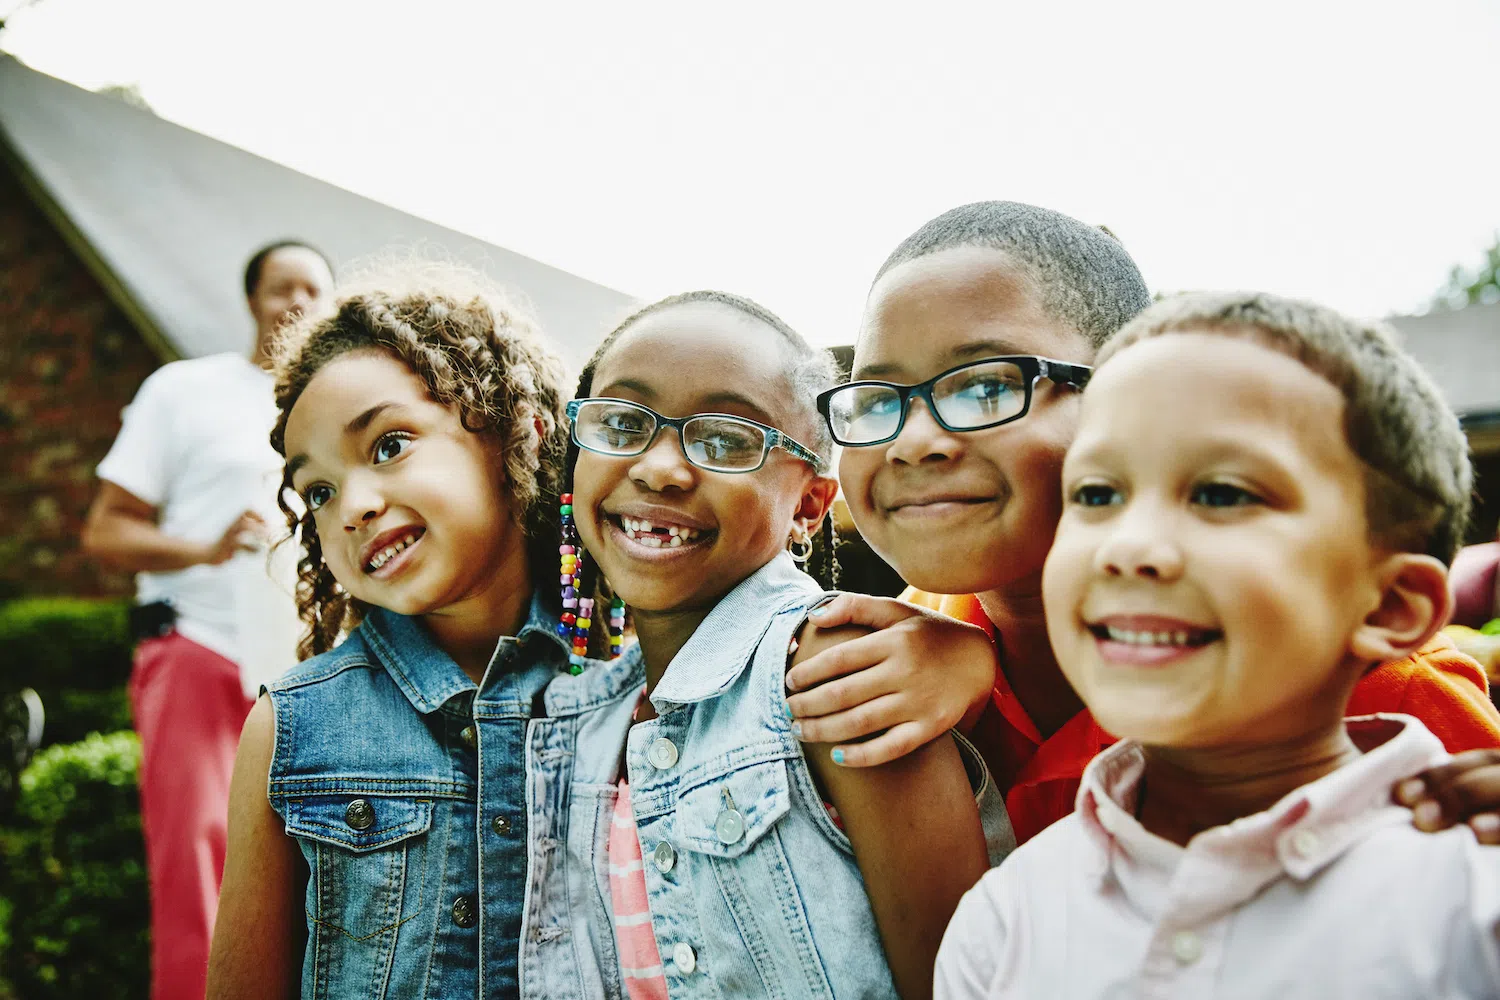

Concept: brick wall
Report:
left=0, top=164, right=163, bottom=598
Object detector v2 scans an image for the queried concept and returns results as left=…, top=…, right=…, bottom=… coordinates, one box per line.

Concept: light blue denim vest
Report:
left=607, top=554, right=1015, bottom=998
left=264, top=594, right=645, bottom=1000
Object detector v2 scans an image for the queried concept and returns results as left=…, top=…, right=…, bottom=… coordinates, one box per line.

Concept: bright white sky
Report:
left=5, top=0, right=1499, bottom=345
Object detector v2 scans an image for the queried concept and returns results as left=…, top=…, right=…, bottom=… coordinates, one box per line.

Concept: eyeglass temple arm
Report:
left=1038, top=359, right=1093, bottom=389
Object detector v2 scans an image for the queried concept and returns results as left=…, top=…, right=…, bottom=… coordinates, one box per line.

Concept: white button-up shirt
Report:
left=935, top=715, right=1500, bottom=999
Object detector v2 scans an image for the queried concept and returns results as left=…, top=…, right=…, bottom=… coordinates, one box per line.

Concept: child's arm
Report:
left=794, top=620, right=991, bottom=1000
left=785, top=594, right=998, bottom=767
left=1395, top=749, right=1500, bottom=844
left=206, top=697, right=305, bottom=1000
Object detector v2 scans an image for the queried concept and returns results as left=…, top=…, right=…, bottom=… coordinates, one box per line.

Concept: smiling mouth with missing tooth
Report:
left=612, top=515, right=709, bottom=549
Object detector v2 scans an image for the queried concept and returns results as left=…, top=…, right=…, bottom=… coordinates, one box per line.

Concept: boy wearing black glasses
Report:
left=786, top=201, right=1500, bottom=846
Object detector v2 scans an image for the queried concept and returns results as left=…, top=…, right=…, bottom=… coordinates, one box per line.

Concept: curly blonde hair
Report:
left=269, top=261, right=570, bottom=659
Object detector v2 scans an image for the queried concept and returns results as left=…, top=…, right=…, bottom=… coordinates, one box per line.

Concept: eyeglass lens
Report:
left=574, top=400, right=769, bottom=472
left=829, top=359, right=1028, bottom=443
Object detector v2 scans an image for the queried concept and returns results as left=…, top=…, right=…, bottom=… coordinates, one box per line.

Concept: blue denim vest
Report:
left=608, top=554, right=1015, bottom=998
left=264, top=594, right=646, bottom=1000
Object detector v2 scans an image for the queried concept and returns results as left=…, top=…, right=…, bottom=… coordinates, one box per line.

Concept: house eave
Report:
left=0, top=130, right=179, bottom=364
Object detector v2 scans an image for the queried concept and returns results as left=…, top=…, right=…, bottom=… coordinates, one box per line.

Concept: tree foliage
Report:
left=1432, top=234, right=1500, bottom=310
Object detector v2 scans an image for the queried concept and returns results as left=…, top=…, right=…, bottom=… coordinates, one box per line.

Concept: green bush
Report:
left=0, top=599, right=133, bottom=747
left=0, top=599, right=132, bottom=692
left=0, top=731, right=147, bottom=1000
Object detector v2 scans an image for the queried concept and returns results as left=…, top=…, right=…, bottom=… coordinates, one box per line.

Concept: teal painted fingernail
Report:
left=790, top=721, right=803, bottom=738
left=808, top=605, right=829, bottom=616
left=786, top=701, right=795, bottom=719
left=831, top=748, right=845, bottom=765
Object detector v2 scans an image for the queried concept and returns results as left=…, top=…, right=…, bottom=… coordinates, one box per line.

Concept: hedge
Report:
left=0, top=731, right=147, bottom=999
left=0, top=599, right=132, bottom=747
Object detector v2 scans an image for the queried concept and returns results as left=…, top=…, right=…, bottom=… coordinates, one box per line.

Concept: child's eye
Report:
left=1190, top=482, right=1262, bottom=508
left=304, top=484, right=334, bottom=511
left=373, top=433, right=413, bottom=465
left=1070, top=483, right=1121, bottom=507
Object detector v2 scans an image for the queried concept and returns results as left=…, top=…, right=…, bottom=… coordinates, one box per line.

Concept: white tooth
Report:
left=669, top=534, right=683, bottom=547
left=669, top=525, right=680, bottom=537
left=1152, top=632, right=1167, bottom=645
left=641, top=519, right=655, bottom=534
left=1173, top=631, right=1188, bottom=646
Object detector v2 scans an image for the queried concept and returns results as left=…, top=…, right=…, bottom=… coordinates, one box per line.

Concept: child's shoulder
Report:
left=1351, top=635, right=1500, bottom=752
left=268, top=626, right=379, bottom=694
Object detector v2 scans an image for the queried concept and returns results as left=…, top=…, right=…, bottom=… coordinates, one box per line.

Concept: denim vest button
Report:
left=671, top=942, right=696, bottom=975
left=653, top=840, right=677, bottom=873
left=460, top=725, right=477, bottom=751
left=344, top=798, right=375, bottom=830
left=715, top=808, right=746, bottom=845
left=452, top=895, right=477, bottom=928
left=492, top=815, right=512, bottom=836
left=648, top=737, right=679, bottom=769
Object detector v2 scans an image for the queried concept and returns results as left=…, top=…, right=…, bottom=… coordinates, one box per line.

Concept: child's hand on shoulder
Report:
left=785, top=594, right=998, bottom=768
left=1394, top=749, right=1500, bottom=845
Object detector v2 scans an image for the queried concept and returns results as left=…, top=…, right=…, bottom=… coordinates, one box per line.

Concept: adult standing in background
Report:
left=82, top=241, right=333, bottom=1000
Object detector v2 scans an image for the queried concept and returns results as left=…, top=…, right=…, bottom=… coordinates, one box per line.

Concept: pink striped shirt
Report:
left=608, top=778, right=668, bottom=1000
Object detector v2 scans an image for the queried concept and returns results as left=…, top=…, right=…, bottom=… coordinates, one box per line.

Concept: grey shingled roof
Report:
left=0, top=54, right=634, bottom=362
left=1388, top=302, right=1500, bottom=421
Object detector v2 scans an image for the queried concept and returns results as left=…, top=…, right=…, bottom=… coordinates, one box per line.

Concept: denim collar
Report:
left=545, top=641, right=648, bottom=718
left=361, top=591, right=572, bottom=715
left=651, top=551, right=822, bottom=711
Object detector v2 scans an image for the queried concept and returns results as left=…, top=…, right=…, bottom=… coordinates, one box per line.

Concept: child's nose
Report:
left=1093, top=508, right=1183, bottom=581
left=884, top=398, right=964, bottom=466
left=630, top=433, right=696, bottom=492
left=339, top=478, right=387, bottom=531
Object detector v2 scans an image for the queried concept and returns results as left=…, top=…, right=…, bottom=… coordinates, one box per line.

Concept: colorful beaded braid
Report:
left=557, top=493, right=626, bottom=674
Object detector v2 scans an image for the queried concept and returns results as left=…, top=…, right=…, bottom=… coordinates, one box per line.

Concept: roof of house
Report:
left=1387, top=302, right=1500, bottom=424
left=0, top=54, right=634, bottom=362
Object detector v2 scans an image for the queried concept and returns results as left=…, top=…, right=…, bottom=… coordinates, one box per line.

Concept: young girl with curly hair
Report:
left=207, top=265, right=638, bottom=1000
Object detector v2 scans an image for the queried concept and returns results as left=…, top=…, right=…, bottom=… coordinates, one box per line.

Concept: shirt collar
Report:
left=361, top=591, right=572, bottom=714
left=650, top=552, right=822, bottom=710
left=1075, top=714, right=1449, bottom=894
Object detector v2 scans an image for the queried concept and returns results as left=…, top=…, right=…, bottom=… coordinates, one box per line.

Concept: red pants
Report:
left=129, top=632, right=253, bottom=1000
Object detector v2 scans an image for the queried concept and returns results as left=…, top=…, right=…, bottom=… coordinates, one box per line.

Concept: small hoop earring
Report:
left=788, top=533, right=813, bottom=568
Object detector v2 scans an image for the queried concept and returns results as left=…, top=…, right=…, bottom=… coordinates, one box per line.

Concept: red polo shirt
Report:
left=904, top=589, right=1500, bottom=845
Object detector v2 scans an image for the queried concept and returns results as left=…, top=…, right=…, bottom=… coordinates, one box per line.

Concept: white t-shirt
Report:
left=96, top=353, right=301, bottom=696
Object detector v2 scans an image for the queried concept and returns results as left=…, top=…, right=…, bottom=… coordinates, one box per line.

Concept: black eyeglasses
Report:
left=567, top=398, right=824, bottom=474
left=816, top=356, right=1093, bottom=448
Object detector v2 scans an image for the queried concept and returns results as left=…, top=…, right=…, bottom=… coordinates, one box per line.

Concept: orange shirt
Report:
left=903, top=588, right=1500, bottom=846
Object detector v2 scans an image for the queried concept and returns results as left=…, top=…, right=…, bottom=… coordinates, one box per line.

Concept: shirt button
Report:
left=492, top=815, right=512, bottom=836
left=653, top=841, right=677, bottom=873
left=344, top=798, right=375, bottom=831
left=671, top=941, right=696, bottom=975
left=452, top=895, right=477, bottom=928
left=648, top=737, right=679, bottom=770
left=460, top=725, right=477, bottom=751
left=1171, top=930, right=1202, bottom=965
left=1291, top=829, right=1321, bottom=858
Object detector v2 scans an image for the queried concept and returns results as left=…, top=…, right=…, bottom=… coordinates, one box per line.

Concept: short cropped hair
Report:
left=244, top=240, right=333, bottom=298
left=1098, top=291, right=1473, bottom=564
left=875, top=201, right=1152, bottom=347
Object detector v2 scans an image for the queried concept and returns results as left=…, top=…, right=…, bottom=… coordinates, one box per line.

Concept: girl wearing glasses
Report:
left=561, top=290, right=1008, bottom=1000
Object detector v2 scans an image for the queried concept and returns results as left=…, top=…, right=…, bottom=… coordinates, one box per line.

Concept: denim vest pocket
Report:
left=284, top=795, right=434, bottom=940
left=675, top=758, right=792, bottom=859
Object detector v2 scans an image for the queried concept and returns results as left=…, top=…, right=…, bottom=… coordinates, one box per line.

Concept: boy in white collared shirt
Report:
left=935, top=291, right=1500, bottom=999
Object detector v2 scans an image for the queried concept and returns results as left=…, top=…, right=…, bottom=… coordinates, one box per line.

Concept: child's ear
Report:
left=795, top=475, right=840, bottom=532
left=1349, top=553, right=1453, bottom=663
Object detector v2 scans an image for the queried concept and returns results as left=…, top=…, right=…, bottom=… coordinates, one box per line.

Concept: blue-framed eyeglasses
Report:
left=567, top=398, right=825, bottom=474
left=816, top=355, right=1093, bottom=447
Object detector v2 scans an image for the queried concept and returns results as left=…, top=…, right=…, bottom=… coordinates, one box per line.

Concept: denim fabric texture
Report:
left=605, top=553, right=1015, bottom=999
left=264, top=593, right=643, bottom=1000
